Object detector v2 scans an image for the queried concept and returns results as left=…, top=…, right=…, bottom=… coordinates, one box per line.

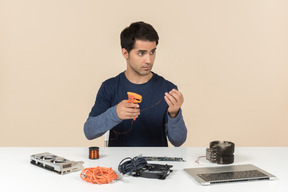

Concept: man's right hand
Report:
left=116, top=100, right=140, bottom=120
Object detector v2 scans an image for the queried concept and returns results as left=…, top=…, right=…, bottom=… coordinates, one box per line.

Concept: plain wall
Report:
left=1, top=0, right=288, bottom=147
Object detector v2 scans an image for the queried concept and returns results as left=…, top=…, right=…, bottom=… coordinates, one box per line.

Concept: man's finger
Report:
left=164, top=95, right=173, bottom=107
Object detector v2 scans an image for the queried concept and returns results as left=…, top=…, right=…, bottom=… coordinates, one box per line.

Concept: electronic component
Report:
left=206, top=141, right=235, bottom=164
left=30, top=152, right=84, bottom=175
left=142, top=156, right=185, bottom=162
left=89, top=146, right=99, bottom=159
left=118, top=156, right=173, bottom=180
left=135, top=163, right=173, bottom=180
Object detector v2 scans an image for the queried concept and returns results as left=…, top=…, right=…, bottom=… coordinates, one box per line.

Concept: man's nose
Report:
left=145, top=55, right=152, bottom=64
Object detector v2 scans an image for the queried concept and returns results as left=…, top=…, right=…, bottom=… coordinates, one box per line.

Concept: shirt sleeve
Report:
left=84, top=105, right=122, bottom=140
left=83, top=82, right=122, bottom=140
left=165, top=109, right=187, bottom=146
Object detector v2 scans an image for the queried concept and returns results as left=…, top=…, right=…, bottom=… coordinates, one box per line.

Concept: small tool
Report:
left=127, top=92, right=142, bottom=120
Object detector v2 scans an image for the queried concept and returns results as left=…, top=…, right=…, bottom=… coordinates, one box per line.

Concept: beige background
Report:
left=1, top=0, right=287, bottom=147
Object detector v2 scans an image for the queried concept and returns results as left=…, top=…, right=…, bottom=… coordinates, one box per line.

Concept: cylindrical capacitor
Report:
left=89, top=146, right=99, bottom=159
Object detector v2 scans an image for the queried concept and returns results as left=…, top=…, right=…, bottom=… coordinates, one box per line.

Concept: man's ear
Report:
left=122, top=48, right=129, bottom=60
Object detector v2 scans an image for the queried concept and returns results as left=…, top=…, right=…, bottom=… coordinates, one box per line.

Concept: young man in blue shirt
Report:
left=84, top=21, right=187, bottom=147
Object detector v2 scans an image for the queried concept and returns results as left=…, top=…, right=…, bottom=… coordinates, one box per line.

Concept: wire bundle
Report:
left=80, top=166, right=118, bottom=184
left=118, top=156, right=148, bottom=175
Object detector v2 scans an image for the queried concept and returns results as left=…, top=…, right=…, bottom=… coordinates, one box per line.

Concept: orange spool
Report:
left=89, top=146, right=99, bottom=159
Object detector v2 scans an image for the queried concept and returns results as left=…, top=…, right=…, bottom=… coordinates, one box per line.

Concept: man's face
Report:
left=123, top=40, right=157, bottom=77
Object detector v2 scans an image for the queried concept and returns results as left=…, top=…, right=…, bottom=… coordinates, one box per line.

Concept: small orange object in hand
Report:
left=127, top=92, right=142, bottom=120
left=127, top=92, right=142, bottom=104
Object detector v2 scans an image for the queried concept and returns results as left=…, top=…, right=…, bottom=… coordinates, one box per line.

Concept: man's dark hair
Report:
left=120, top=21, right=159, bottom=53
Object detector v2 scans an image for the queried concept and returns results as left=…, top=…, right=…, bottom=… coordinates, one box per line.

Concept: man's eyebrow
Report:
left=151, top=48, right=157, bottom=52
left=137, top=48, right=157, bottom=52
left=137, top=50, right=147, bottom=53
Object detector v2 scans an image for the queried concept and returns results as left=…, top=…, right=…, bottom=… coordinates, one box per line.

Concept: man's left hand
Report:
left=164, top=89, right=184, bottom=118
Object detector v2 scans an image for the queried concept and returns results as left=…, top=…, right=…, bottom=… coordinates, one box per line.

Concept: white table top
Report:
left=0, top=147, right=287, bottom=192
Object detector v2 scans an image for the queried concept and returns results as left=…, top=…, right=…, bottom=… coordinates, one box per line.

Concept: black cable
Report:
left=118, top=156, right=147, bottom=175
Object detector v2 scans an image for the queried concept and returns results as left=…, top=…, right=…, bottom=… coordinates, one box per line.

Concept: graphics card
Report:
left=30, top=152, right=84, bottom=175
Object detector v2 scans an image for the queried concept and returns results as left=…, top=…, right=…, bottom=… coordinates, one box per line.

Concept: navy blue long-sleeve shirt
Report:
left=84, top=72, right=187, bottom=147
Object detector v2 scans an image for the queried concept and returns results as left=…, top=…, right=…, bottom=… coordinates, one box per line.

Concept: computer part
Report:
left=184, top=164, right=276, bottom=185
left=30, top=152, right=84, bottom=175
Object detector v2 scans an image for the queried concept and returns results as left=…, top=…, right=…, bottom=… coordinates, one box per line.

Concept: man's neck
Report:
left=124, top=71, right=153, bottom=84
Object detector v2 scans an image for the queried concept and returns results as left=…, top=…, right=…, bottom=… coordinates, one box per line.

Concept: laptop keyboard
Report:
left=198, top=170, right=269, bottom=182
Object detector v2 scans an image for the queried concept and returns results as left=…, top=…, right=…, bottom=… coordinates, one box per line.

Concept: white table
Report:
left=0, top=147, right=287, bottom=192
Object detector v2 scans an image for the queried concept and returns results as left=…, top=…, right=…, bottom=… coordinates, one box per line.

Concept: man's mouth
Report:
left=142, top=65, right=151, bottom=70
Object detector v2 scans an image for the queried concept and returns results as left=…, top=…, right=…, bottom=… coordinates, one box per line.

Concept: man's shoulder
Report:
left=102, top=72, right=124, bottom=86
left=153, top=72, right=177, bottom=89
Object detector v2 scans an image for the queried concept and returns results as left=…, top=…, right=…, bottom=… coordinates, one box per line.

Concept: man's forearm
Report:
left=84, top=105, right=122, bottom=140
left=165, top=109, right=187, bottom=147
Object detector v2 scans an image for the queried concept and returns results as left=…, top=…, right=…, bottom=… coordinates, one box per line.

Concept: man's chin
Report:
left=140, top=70, right=152, bottom=76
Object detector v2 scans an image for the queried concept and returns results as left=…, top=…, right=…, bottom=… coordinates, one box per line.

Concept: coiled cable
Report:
left=118, top=156, right=147, bottom=175
left=80, top=166, right=118, bottom=184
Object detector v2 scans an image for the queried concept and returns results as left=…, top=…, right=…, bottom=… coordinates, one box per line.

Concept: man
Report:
left=84, top=21, right=187, bottom=147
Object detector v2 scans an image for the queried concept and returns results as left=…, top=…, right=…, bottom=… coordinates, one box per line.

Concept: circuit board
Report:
left=142, top=156, right=185, bottom=162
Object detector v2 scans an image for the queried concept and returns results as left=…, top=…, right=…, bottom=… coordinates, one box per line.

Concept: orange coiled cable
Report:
left=80, top=166, right=118, bottom=184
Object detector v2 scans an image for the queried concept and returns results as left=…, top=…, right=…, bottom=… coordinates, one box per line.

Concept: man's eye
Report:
left=138, top=52, right=144, bottom=56
left=150, top=50, right=155, bottom=55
